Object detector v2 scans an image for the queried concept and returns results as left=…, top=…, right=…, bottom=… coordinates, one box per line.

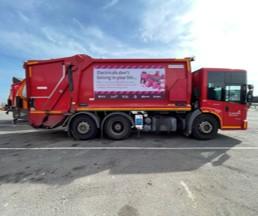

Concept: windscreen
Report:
left=207, top=71, right=246, bottom=103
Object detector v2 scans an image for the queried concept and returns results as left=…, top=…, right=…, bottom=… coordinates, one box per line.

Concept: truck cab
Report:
left=192, top=68, right=252, bottom=132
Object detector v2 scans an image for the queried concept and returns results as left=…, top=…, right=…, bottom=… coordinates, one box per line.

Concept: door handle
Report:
left=225, top=106, right=229, bottom=112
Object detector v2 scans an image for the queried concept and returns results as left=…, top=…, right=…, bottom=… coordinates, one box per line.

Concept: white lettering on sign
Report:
left=229, top=110, right=241, bottom=117
left=168, top=64, right=184, bottom=69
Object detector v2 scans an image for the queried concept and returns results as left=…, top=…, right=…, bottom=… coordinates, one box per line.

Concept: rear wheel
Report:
left=70, top=115, right=98, bottom=140
left=192, top=114, right=218, bottom=140
left=104, top=115, right=131, bottom=140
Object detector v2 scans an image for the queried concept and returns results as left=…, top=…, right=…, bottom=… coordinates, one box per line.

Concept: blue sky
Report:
left=0, top=0, right=258, bottom=103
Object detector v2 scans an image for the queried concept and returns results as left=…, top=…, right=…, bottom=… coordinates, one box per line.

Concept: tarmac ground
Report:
left=0, top=110, right=258, bottom=216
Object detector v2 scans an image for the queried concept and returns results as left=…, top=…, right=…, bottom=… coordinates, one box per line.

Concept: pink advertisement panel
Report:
left=94, top=66, right=165, bottom=99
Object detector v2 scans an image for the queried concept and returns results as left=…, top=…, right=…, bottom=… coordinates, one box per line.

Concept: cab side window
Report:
left=225, top=85, right=241, bottom=102
left=207, top=71, right=246, bottom=103
left=208, top=73, right=224, bottom=101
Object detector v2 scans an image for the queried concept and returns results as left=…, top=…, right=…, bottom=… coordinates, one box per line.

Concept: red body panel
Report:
left=24, top=55, right=192, bottom=128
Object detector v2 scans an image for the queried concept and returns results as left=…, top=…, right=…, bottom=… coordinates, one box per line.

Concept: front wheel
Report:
left=192, top=114, right=218, bottom=140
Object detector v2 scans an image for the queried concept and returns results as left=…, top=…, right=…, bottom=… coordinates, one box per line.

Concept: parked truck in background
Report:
left=5, top=77, right=27, bottom=123
left=22, top=54, right=253, bottom=140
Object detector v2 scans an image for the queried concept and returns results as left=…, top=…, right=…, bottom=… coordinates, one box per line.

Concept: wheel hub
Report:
left=113, top=122, right=123, bottom=132
left=77, top=121, right=90, bottom=134
left=199, top=121, right=213, bottom=134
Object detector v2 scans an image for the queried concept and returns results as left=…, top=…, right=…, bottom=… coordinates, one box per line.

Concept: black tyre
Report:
left=70, top=115, right=98, bottom=140
left=104, top=115, right=131, bottom=140
left=192, top=114, right=218, bottom=140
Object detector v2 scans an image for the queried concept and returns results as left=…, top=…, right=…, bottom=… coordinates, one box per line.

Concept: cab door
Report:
left=223, top=85, right=245, bottom=128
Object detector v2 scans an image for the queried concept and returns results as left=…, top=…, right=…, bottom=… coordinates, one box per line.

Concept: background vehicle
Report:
left=23, top=54, right=253, bottom=140
left=5, top=77, right=27, bottom=123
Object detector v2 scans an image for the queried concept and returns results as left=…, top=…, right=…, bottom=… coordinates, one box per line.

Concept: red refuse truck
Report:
left=23, top=54, right=253, bottom=140
left=5, top=77, right=28, bottom=123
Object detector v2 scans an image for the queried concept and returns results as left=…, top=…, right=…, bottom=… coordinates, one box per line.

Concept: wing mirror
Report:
left=247, top=84, right=254, bottom=103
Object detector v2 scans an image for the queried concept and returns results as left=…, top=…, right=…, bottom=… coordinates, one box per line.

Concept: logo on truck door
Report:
left=94, top=66, right=165, bottom=99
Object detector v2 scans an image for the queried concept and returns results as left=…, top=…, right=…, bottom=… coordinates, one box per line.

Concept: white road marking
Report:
left=0, top=146, right=258, bottom=150
left=180, top=180, right=197, bottom=208
left=0, top=129, right=44, bottom=135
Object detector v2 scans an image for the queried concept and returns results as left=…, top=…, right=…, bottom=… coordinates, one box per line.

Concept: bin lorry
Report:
left=21, top=54, right=253, bottom=140
left=5, top=77, right=27, bottom=123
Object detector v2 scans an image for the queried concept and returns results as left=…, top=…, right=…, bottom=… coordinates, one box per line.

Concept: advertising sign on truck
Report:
left=94, top=66, right=165, bottom=99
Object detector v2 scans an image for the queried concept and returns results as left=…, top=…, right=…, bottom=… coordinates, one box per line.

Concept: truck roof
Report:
left=24, top=54, right=194, bottom=66
left=195, top=68, right=246, bottom=72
